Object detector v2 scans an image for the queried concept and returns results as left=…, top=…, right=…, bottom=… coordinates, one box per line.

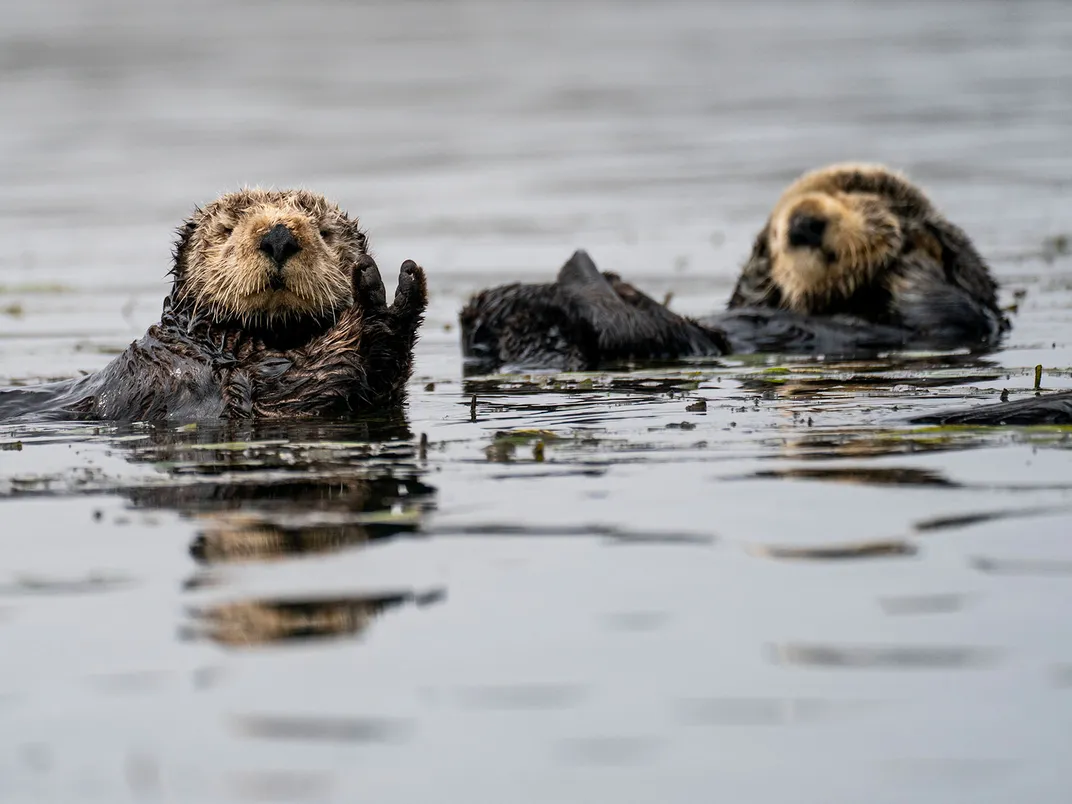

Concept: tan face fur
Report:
left=174, top=188, right=367, bottom=325
left=766, top=163, right=922, bottom=312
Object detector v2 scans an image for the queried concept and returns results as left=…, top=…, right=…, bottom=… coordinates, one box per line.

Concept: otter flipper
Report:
left=910, top=390, right=1072, bottom=426
left=458, top=250, right=727, bottom=372
left=554, top=250, right=727, bottom=361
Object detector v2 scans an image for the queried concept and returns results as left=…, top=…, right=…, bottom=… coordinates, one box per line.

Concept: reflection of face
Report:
left=177, top=188, right=367, bottom=325
left=186, top=596, right=402, bottom=647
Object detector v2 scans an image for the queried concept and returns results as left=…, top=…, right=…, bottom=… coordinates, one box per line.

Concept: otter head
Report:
left=172, top=188, right=367, bottom=327
left=763, top=163, right=931, bottom=313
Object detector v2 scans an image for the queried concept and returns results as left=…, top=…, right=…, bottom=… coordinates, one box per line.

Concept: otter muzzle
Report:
left=259, top=223, right=302, bottom=270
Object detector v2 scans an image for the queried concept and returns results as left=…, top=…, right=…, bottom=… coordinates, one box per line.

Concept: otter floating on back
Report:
left=0, top=189, right=428, bottom=422
left=460, top=163, right=1007, bottom=371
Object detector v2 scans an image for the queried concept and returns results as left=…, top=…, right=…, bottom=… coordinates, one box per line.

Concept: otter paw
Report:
left=389, top=260, right=429, bottom=321
left=353, top=254, right=388, bottom=312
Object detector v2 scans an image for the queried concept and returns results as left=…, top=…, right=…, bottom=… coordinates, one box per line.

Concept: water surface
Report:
left=2, top=1, right=1072, bottom=802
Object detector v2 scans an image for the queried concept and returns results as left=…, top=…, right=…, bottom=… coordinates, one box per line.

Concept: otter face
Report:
left=766, top=164, right=916, bottom=313
left=174, top=188, right=367, bottom=325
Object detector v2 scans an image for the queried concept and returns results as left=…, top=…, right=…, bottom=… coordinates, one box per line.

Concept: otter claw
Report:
left=354, top=254, right=387, bottom=311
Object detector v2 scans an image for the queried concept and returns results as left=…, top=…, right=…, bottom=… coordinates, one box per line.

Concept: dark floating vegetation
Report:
left=749, top=539, right=918, bottom=562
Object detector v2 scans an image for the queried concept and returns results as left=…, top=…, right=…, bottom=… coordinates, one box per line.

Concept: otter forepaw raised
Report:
left=389, top=260, right=429, bottom=325
left=353, top=254, right=388, bottom=312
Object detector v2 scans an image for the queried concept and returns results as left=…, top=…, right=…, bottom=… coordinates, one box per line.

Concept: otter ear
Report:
left=169, top=216, right=200, bottom=279
left=345, top=220, right=369, bottom=255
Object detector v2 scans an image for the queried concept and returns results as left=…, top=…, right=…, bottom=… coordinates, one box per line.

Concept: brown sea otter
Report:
left=460, top=163, right=1007, bottom=371
left=0, top=189, right=428, bottom=422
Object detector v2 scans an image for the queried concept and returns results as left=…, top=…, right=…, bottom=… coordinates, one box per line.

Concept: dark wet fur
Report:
left=910, top=391, right=1072, bottom=426
left=726, top=167, right=1007, bottom=348
left=460, top=169, right=1007, bottom=372
left=0, top=250, right=427, bottom=423
left=459, top=250, right=728, bottom=372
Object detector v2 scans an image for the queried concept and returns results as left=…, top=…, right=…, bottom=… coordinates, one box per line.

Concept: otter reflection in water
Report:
left=0, top=189, right=428, bottom=422
left=107, top=418, right=441, bottom=646
left=460, top=163, right=1007, bottom=371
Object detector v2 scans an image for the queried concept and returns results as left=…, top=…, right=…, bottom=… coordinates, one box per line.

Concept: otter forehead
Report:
left=776, top=162, right=935, bottom=216
left=201, top=188, right=342, bottom=223
left=175, top=188, right=365, bottom=325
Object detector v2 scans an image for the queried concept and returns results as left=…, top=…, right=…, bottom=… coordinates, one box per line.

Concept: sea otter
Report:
left=0, top=189, right=428, bottom=422
left=459, top=163, right=1007, bottom=370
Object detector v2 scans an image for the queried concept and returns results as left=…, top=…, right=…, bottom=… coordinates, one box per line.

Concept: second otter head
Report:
left=172, top=188, right=368, bottom=325
left=763, top=163, right=933, bottom=312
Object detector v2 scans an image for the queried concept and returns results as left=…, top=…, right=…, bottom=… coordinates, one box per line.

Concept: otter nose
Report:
left=259, top=223, right=302, bottom=268
left=787, top=213, right=828, bottom=249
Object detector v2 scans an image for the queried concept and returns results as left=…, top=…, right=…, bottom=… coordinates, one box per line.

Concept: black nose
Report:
left=259, top=223, right=301, bottom=268
left=787, top=213, right=828, bottom=249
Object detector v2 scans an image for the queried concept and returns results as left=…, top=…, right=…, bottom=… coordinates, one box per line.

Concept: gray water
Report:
left=2, top=1, right=1072, bottom=801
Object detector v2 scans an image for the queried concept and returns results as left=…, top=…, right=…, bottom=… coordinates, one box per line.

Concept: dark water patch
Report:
left=879, top=593, right=973, bottom=616
left=768, top=643, right=1001, bottom=670
left=970, top=557, right=1072, bottom=577
left=750, top=539, right=917, bottom=562
left=429, top=522, right=713, bottom=545
left=487, top=468, right=610, bottom=480
left=450, top=683, right=588, bottom=712
left=182, top=571, right=226, bottom=592
left=745, top=466, right=958, bottom=487
left=0, top=571, right=133, bottom=596
left=915, top=505, right=1072, bottom=533
left=183, top=590, right=445, bottom=647
left=234, top=714, right=414, bottom=745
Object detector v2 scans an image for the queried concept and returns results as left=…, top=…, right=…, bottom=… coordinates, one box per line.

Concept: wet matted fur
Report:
left=0, top=189, right=428, bottom=422
left=725, top=162, right=1007, bottom=346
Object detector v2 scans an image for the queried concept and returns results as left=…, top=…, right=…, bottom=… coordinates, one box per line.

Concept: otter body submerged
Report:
left=0, top=189, right=428, bottom=423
